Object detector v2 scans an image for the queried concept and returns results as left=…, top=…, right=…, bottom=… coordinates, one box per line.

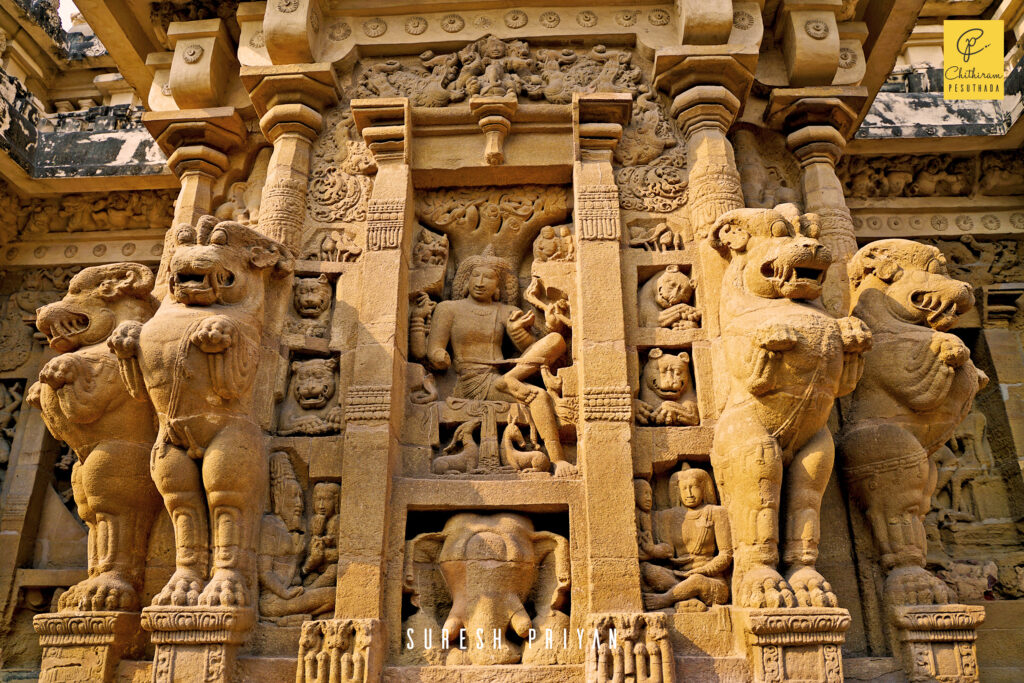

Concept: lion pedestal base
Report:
left=889, top=604, right=985, bottom=682
left=141, top=605, right=255, bottom=683
left=296, top=618, right=382, bottom=683
left=34, top=611, right=145, bottom=683
left=734, top=607, right=850, bottom=683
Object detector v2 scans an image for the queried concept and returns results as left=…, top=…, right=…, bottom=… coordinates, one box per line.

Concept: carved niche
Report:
left=278, top=357, right=344, bottom=436
left=402, top=512, right=570, bottom=666
left=0, top=267, right=81, bottom=371
left=284, top=274, right=334, bottom=339
left=407, top=186, right=578, bottom=479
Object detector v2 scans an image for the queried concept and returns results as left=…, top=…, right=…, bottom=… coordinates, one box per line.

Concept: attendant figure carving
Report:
left=642, top=467, right=732, bottom=612
left=110, top=216, right=292, bottom=608
left=839, top=239, right=987, bottom=605
left=28, top=263, right=161, bottom=612
left=708, top=205, right=871, bottom=608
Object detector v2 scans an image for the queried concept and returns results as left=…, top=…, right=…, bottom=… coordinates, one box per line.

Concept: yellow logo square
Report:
left=944, top=20, right=1004, bottom=100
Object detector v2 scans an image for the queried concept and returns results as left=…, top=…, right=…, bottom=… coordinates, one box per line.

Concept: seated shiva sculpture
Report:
left=423, top=247, right=576, bottom=477
left=642, top=467, right=732, bottom=612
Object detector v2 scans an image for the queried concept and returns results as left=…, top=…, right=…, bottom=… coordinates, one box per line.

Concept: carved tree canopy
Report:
left=415, top=185, right=569, bottom=269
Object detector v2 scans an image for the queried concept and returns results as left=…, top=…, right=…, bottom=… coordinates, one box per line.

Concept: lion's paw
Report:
left=39, top=355, right=80, bottom=390
left=736, top=566, right=797, bottom=609
left=885, top=566, right=955, bottom=606
left=837, top=317, right=872, bottom=354
left=198, top=569, right=249, bottom=608
left=754, top=323, right=799, bottom=353
left=107, top=321, right=142, bottom=359
left=785, top=565, right=838, bottom=608
left=152, top=569, right=205, bottom=607
left=191, top=317, right=236, bottom=354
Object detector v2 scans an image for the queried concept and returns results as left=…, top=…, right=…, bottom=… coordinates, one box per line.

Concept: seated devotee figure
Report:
left=641, top=467, right=732, bottom=611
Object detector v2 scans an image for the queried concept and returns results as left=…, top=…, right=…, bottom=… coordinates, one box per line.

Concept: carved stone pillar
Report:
left=242, top=64, right=339, bottom=251
left=585, top=612, right=674, bottom=683
left=736, top=607, right=850, bottom=683
left=786, top=123, right=857, bottom=316
left=671, top=85, right=744, bottom=237
left=572, top=93, right=645, bottom=615
left=34, top=612, right=145, bottom=683
left=889, top=606, right=984, bottom=683
left=330, top=99, right=411, bottom=653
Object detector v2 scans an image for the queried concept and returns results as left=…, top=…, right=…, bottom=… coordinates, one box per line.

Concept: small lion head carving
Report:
left=710, top=205, right=831, bottom=301
left=848, top=239, right=974, bottom=331
left=168, top=216, right=293, bottom=307
left=36, top=263, right=157, bottom=353
left=291, top=357, right=338, bottom=409
left=643, top=349, right=690, bottom=400
left=294, top=274, right=332, bottom=318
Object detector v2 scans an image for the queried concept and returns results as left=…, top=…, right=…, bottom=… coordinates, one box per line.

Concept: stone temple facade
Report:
left=0, top=0, right=1022, bottom=681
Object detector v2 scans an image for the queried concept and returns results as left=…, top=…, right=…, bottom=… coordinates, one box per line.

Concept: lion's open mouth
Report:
left=761, top=261, right=827, bottom=286
left=298, top=390, right=330, bottom=408
left=911, top=291, right=958, bottom=326
left=46, top=311, right=90, bottom=340
left=171, top=268, right=235, bottom=303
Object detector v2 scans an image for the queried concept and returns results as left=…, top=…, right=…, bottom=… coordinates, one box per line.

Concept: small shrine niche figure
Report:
left=415, top=247, right=576, bottom=477
left=303, top=482, right=341, bottom=583
left=642, top=467, right=732, bottom=612
left=532, top=225, right=575, bottom=263
left=638, top=265, right=700, bottom=330
left=258, top=453, right=335, bottom=622
left=634, top=479, right=672, bottom=561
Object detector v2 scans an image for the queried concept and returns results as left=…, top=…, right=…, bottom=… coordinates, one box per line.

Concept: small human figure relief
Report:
left=297, top=618, right=380, bottom=683
left=403, top=513, right=570, bottom=665
left=278, top=358, right=344, bottom=436
left=413, top=228, right=449, bottom=267
left=303, top=483, right=341, bottom=583
left=258, top=453, right=335, bottom=624
left=523, top=276, right=571, bottom=336
left=629, top=221, right=685, bottom=252
left=839, top=239, right=989, bottom=607
left=635, top=349, right=699, bottom=426
left=110, top=216, right=292, bottom=609
left=284, top=275, right=333, bottom=339
left=411, top=246, right=576, bottom=477
left=532, top=224, right=575, bottom=263
left=27, top=263, right=162, bottom=612
left=634, top=479, right=672, bottom=562
left=0, top=381, right=23, bottom=486
left=708, top=205, right=871, bottom=609
left=318, top=228, right=362, bottom=263
left=641, top=467, right=732, bottom=612
left=638, top=265, right=701, bottom=330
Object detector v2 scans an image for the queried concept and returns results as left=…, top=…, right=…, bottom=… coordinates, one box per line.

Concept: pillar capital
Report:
left=142, top=108, right=247, bottom=162
left=241, top=63, right=339, bottom=141
left=671, top=85, right=742, bottom=139
left=765, top=91, right=866, bottom=139
left=655, top=54, right=753, bottom=109
left=352, top=98, right=411, bottom=166
left=573, top=92, right=632, bottom=164
left=786, top=124, right=847, bottom=167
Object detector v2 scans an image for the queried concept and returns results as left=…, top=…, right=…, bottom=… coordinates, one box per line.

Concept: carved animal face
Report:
left=291, top=358, right=338, bottom=409
left=35, top=263, right=157, bottom=353
left=294, top=275, right=331, bottom=318
left=643, top=349, right=690, bottom=400
left=849, top=239, right=974, bottom=331
left=711, top=207, right=832, bottom=301
left=655, top=267, right=693, bottom=307
left=168, top=218, right=291, bottom=307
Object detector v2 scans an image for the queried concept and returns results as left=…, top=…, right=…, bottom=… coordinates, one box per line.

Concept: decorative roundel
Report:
left=363, top=17, right=387, bottom=38
left=182, top=44, right=204, bottom=64
left=405, top=16, right=427, bottom=35
left=328, top=22, right=351, bottom=41
left=504, top=9, right=528, bottom=29
left=733, top=11, right=754, bottom=30
left=805, top=19, right=829, bottom=40
left=441, top=14, right=466, bottom=32
left=577, top=10, right=598, bottom=27
left=931, top=215, right=949, bottom=231
left=648, top=9, right=670, bottom=26
left=539, top=11, right=560, bottom=28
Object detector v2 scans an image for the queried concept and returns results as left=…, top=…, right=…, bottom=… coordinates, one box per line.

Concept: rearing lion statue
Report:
left=110, top=216, right=292, bottom=609
left=709, top=205, right=871, bottom=609
left=28, top=263, right=161, bottom=612
left=838, top=239, right=987, bottom=606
